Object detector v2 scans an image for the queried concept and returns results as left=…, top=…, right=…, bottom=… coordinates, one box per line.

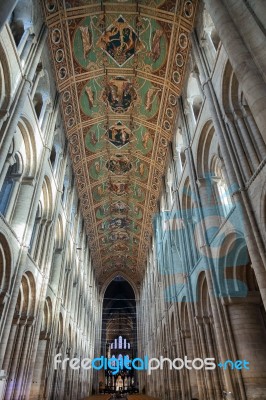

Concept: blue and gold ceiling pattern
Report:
left=44, top=0, right=197, bottom=285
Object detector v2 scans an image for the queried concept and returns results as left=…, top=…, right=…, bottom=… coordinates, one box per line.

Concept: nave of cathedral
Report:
left=0, top=0, right=266, bottom=399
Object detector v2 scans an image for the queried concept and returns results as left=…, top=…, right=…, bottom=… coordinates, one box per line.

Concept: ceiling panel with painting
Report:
left=43, top=0, right=197, bottom=285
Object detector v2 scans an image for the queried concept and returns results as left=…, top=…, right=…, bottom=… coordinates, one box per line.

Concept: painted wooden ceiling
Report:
left=43, top=0, right=197, bottom=286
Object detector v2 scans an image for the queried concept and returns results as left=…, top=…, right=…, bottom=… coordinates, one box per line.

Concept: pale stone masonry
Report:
left=0, top=1, right=266, bottom=400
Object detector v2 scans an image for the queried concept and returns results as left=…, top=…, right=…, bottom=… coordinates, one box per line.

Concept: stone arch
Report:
left=196, top=271, right=211, bottom=317
left=33, top=69, right=51, bottom=122
left=54, top=214, right=64, bottom=250
left=0, top=233, right=12, bottom=312
left=100, top=271, right=139, bottom=300
left=17, top=117, right=37, bottom=177
left=215, top=231, right=250, bottom=298
left=41, top=296, right=53, bottom=339
left=41, top=175, right=53, bottom=221
left=0, top=41, right=12, bottom=116
left=196, top=119, right=215, bottom=178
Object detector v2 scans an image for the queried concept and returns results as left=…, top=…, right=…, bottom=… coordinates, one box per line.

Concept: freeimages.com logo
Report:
left=54, top=354, right=250, bottom=375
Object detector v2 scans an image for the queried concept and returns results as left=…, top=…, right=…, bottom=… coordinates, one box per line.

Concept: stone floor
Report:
left=84, top=395, right=158, bottom=400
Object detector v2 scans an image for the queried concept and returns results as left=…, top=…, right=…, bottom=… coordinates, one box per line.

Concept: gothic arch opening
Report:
left=100, top=276, right=137, bottom=395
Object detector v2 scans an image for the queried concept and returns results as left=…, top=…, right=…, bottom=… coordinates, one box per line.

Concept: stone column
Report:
left=0, top=247, right=28, bottom=370
left=0, top=25, right=48, bottom=172
left=31, top=67, right=44, bottom=98
left=0, top=155, right=14, bottom=189
left=1, top=325, right=16, bottom=373
left=204, top=0, right=266, bottom=144
left=223, top=0, right=266, bottom=78
left=234, top=113, right=259, bottom=171
left=20, top=32, right=36, bottom=64
left=223, top=113, right=251, bottom=181
left=194, top=316, right=216, bottom=399
left=4, top=323, right=25, bottom=400
left=13, top=323, right=32, bottom=398
left=224, top=292, right=266, bottom=399
left=0, top=0, right=18, bottom=32
left=242, top=105, right=266, bottom=161
left=203, top=316, right=223, bottom=399
left=181, top=328, right=200, bottom=399
left=23, top=181, right=65, bottom=399
left=170, top=339, right=183, bottom=399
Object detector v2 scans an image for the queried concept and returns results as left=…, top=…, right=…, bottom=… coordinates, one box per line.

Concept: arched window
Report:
left=0, top=153, right=22, bottom=217
left=29, top=202, right=42, bottom=255
left=32, top=70, right=51, bottom=128
left=49, top=145, right=57, bottom=169
left=211, top=157, right=233, bottom=217
left=186, top=73, right=203, bottom=125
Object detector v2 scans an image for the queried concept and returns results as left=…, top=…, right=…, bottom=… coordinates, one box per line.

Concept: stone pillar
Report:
left=224, top=292, right=266, bottom=399
left=204, top=0, right=266, bottom=143
left=20, top=32, right=36, bottom=64
left=31, top=67, right=44, bottom=98
left=181, top=328, right=200, bottom=399
left=0, top=0, right=18, bottom=32
left=1, top=325, right=16, bottom=373
left=203, top=316, right=223, bottom=399
left=223, top=0, right=266, bottom=79
left=0, top=248, right=28, bottom=371
left=242, top=105, right=266, bottom=161
left=223, top=113, right=251, bottom=181
left=0, top=25, right=48, bottom=173
left=0, top=155, right=14, bottom=190
left=194, top=316, right=216, bottom=399
left=4, top=324, right=25, bottom=400
left=13, top=323, right=32, bottom=398
left=170, top=339, right=183, bottom=399
left=234, top=113, right=259, bottom=171
left=23, top=182, right=65, bottom=399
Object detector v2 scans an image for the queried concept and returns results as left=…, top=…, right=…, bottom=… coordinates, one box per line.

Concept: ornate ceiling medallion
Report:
left=97, top=15, right=144, bottom=66
left=106, top=155, right=132, bottom=174
left=102, top=77, right=137, bottom=113
left=106, top=122, right=132, bottom=148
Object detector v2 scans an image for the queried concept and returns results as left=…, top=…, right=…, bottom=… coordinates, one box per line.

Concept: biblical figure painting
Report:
left=97, top=16, right=144, bottom=66
left=111, top=201, right=129, bottom=214
left=107, top=122, right=132, bottom=148
left=102, top=77, right=137, bottom=113
left=106, top=155, right=132, bottom=174
left=109, top=181, right=130, bottom=196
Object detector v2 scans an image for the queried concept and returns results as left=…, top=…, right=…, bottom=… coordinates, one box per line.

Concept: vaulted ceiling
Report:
left=43, top=0, right=197, bottom=286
